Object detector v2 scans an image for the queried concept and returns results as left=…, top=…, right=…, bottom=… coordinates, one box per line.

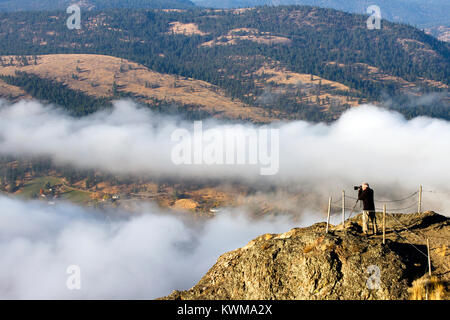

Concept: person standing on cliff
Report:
left=358, top=183, right=378, bottom=235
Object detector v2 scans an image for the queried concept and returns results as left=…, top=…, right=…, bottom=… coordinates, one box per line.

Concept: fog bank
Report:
left=0, top=195, right=304, bottom=299
left=1, top=99, right=450, bottom=194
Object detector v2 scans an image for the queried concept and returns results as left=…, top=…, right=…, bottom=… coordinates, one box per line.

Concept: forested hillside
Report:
left=0, top=0, right=195, bottom=11
left=0, top=54, right=276, bottom=121
left=194, top=0, right=450, bottom=29
left=0, top=6, right=448, bottom=121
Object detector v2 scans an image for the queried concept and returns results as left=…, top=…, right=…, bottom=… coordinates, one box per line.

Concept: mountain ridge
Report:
left=193, top=0, right=450, bottom=29
left=0, top=0, right=196, bottom=11
left=0, top=6, right=448, bottom=121
left=0, top=54, right=275, bottom=121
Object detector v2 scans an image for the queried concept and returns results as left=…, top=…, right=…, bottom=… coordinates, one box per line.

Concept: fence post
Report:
left=342, top=190, right=345, bottom=227
left=383, top=204, right=386, bottom=245
left=326, top=197, right=332, bottom=234
left=427, top=238, right=432, bottom=276
left=418, top=185, right=423, bottom=214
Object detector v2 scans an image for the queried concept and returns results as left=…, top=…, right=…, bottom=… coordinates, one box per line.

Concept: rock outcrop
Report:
left=163, top=212, right=449, bottom=300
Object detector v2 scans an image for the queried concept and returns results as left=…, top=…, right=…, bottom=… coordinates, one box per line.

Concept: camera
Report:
left=354, top=186, right=362, bottom=190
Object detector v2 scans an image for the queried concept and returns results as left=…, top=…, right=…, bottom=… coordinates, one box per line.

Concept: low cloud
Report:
left=0, top=195, right=301, bottom=299
left=1, top=99, right=450, bottom=193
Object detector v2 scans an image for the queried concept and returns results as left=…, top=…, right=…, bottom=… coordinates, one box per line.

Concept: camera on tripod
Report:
left=354, top=185, right=362, bottom=191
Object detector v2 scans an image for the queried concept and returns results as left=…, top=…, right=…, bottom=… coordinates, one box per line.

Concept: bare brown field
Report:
left=0, top=78, right=30, bottom=101
left=256, top=67, right=349, bottom=90
left=253, top=63, right=362, bottom=110
left=326, top=61, right=449, bottom=91
left=172, top=198, right=199, bottom=211
left=0, top=54, right=275, bottom=122
left=200, top=28, right=291, bottom=47
left=168, top=22, right=209, bottom=36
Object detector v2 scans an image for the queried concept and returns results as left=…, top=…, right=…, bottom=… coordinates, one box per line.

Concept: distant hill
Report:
left=193, top=0, right=450, bottom=29
left=0, top=54, right=273, bottom=121
left=0, top=0, right=196, bottom=11
left=0, top=6, right=448, bottom=121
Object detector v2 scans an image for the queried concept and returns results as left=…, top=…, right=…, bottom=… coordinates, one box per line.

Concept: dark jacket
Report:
left=358, top=187, right=375, bottom=211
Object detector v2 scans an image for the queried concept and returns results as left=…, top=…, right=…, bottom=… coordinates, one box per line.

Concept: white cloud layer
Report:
left=1, top=99, right=450, bottom=192
left=0, top=195, right=302, bottom=299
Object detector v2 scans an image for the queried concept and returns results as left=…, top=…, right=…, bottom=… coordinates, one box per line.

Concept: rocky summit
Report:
left=163, top=212, right=449, bottom=300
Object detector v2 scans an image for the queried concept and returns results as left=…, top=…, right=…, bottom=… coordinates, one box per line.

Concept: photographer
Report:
left=356, top=183, right=378, bottom=235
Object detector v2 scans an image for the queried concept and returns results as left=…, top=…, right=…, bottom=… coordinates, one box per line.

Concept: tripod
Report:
left=345, top=199, right=360, bottom=227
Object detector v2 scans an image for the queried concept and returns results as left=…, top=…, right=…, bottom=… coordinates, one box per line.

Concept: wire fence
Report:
left=424, top=190, right=450, bottom=195
left=325, top=186, right=450, bottom=277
